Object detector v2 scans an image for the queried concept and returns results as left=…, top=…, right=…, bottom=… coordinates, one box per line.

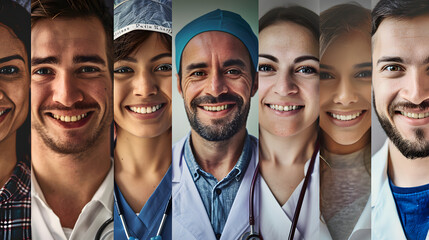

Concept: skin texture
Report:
left=0, top=24, right=29, bottom=187
left=373, top=15, right=429, bottom=187
left=113, top=32, right=172, bottom=212
left=320, top=30, right=371, bottom=154
left=258, top=21, right=319, bottom=205
left=178, top=31, right=257, bottom=180
left=31, top=17, right=112, bottom=228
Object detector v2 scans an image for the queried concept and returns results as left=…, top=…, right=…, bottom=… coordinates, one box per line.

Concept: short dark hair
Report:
left=372, top=0, right=429, bottom=35
left=114, top=31, right=171, bottom=62
left=320, top=3, right=370, bottom=56
left=31, top=0, right=113, bottom=70
left=259, top=6, right=319, bottom=40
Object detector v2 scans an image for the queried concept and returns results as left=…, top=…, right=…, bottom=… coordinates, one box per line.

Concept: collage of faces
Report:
left=0, top=0, right=428, bottom=239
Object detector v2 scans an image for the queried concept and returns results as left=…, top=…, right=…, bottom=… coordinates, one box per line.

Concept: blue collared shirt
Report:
left=184, top=133, right=251, bottom=238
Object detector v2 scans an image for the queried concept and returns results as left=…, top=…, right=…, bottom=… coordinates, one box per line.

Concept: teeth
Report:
left=400, top=111, right=429, bottom=119
left=330, top=111, right=363, bottom=121
left=0, top=110, right=7, bottom=116
left=203, top=104, right=228, bottom=112
left=53, top=113, right=88, bottom=122
left=269, top=104, right=300, bottom=112
left=129, top=104, right=163, bottom=114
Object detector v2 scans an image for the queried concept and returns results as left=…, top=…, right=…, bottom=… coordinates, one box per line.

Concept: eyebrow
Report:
left=320, top=64, right=333, bottom=70
left=31, top=56, right=59, bottom=66
left=151, top=53, right=171, bottom=62
left=223, top=59, right=246, bottom=68
left=376, top=56, right=404, bottom=66
left=186, top=62, right=208, bottom=72
left=294, top=55, right=319, bottom=63
left=0, top=54, right=25, bottom=64
left=73, top=55, right=106, bottom=66
left=354, top=62, right=372, bottom=69
left=259, top=54, right=278, bottom=63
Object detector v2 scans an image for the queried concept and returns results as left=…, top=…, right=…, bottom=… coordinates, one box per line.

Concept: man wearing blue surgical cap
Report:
left=172, top=9, right=259, bottom=240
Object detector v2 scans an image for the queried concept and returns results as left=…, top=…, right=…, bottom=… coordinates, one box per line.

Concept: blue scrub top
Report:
left=114, top=167, right=172, bottom=240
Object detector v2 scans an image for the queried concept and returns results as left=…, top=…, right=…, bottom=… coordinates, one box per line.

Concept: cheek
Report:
left=159, top=77, right=172, bottom=101
left=257, top=77, right=273, bottom=103
left=319, top=83, right=332, bottom=109
left=301, top=81, right=319, bottom=110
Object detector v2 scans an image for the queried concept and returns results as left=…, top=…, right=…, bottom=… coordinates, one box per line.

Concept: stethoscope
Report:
left=114, top=190, right=172, bottom=240
left=95, top=217, right=114, bottom=240
left=240, top=139, right=320, bottom=240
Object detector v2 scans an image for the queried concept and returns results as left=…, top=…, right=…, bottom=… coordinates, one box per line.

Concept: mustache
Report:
left=190, top=94, right=243, bottom=108
left=389, top=99, right=429, bottom=116
left=40, top=102, right=100, bottom=111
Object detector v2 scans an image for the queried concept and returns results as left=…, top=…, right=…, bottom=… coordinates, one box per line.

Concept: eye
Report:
left=35, top=68, right=53, bottom=75
left=381, top=65, right=404, bottom=72
left=355, top=70, right=372, bottom=78
left=296, top=66, right=317, bottom=74
left=79, top=66, right=99, bottom=73
left=191, top=71, right=206, bottom=77
left=320, top=72, right=334, bottom=80
left=155, top=63, right=172, bottom=72
left=226, top=69, right=242, bottom=75
left=0, top=66, right=19, bottom=74
left=258, top=64, right=275, bottom=72
left=114, top=66, right=134, bottom=74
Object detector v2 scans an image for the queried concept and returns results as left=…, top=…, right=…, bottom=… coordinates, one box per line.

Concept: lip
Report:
left=126, top=103, right=167, bottom=120
left=326, top=110, right=367, bottom=127
left=45, top=110, right=94, bottom=129
left=265, top=102, right=304, bottom=117
left=394, top=109, right=429, bottom=126
left=0, top=108, right=12, bottom=124
left=198, top=102, right=236, bottom=118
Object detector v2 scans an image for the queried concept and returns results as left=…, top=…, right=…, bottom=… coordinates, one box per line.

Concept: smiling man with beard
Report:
left=172, top=9, right=259, bottom=240
left=371, top=0, right=429, bottom=239
left=30, top=0, right=114, bottom=239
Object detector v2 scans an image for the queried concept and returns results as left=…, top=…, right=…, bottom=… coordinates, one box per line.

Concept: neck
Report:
left=0, top=132, right=17, bottom=187
left=114, top=128, right=171, bottom=176
left=31, top=129, right=111, bottom=228
left=190, top=127, right=247, bottom=180
left=259, top=123, right=318, bottom=165
left=322, top=130, right=370, bottom=155
left=388, top=140, right=429, bottom=187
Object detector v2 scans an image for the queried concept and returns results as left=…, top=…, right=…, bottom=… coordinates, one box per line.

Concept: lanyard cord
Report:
left=288, top=138, right=320, bottom=240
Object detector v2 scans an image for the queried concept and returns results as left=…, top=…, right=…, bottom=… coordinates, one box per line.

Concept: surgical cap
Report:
left=114, top=0, right=172, bottom=40
left=175, top=9, right=258, bottom=73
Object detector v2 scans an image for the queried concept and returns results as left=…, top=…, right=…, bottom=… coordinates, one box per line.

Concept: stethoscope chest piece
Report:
left=240, top=231, right=262, bottom=240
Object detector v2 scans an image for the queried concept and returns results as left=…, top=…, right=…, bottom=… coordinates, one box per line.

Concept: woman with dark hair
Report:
left=258, top=6, right=320, bottom=239
left=319, top=4, right=371, bottom=240
left=113, top=0, right=172, bottom=239
left=0, top=0, right=31, bottom=239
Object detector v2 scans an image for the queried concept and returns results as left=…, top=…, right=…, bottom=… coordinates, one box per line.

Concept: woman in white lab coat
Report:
left=319, top=4, right=371, bottom=240
left=258, top=6, right=320, bottom=239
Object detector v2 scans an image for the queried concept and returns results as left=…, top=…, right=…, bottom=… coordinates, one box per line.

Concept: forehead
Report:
left=0, top=24, right=26, bottom=59
left=373, top=15, right=429, bottom=61
left=181, top=31, right=251, bottom=67
left=259, top=21, right=318, bottom=57
left=31, top=17, right=107, bottom=60
left=322, top=31, right=370, bottom=65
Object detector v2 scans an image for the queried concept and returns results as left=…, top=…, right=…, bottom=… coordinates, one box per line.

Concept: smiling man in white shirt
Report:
left=30, top=0, right=114, bottom=239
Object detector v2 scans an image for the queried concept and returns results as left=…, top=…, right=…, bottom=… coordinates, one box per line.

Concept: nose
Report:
left=133, top=70, right=158, bottom=97
left=401, top=70, right=429, bottom=105
left=52, top=72, right=84, bottom=107
left=333, top=78, right=358, bottom=106
left=205, top=71, right=228, bottom=97
left=274, top=72, right=298, bottom=96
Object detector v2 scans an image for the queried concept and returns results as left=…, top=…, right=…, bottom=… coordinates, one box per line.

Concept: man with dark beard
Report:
left=30, top=0, right=114, bottom=239
left=371, top=0, right=429, bottom=239
left=172, top=9, right=259, bottom=240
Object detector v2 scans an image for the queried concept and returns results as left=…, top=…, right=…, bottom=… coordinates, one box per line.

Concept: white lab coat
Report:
left=320, top=197, right=371, bottom=240
left=259, top=153, right=320, bottom=240
left=172, top=134, right=260, bottom=240
left=372, top=140, right=429, bottom=240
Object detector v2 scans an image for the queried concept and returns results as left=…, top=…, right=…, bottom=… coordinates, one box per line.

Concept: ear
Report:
left=250, top=73, right=258, bottom=97
left=176, top=73, right=183, bottom=98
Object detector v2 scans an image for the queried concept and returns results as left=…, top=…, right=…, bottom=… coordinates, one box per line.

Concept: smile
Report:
left=399, top=111, right=429, bottom=119
left=329, top=111, right=363, bottom=121
left=51, top=113, right=89, bottom=122
left=269, top=104, right=302, bottom=112
left=202, top=104, right=230, bottom=112
left=128, top=104, right=163, bottom=114
left=0, top=109, right=11, bottom=116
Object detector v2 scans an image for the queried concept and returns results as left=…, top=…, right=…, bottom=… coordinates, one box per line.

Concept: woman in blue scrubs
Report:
left=113, top=0, right=172, bottom=239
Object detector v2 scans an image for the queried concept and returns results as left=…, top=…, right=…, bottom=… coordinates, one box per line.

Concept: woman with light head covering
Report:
left=113, top=0, right=172, bottom=239
left=258, top=6, right=320, bottom=239
left=319, top=3, right=371, bottom=240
